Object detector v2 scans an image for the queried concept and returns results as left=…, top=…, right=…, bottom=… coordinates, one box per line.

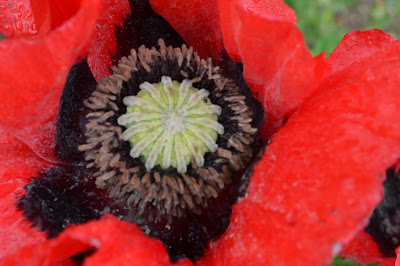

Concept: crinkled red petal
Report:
left=0, top=0, right=101, bottom=162
left=149, top=0, right=224, bottom=61
left=0, top=215, right=175, bottom=266
left=0, top=0, right=129, bottom=79
left=87, top=0, right=130, bottom=80
left=196, top=42, right=400, bottom=265
left=0, top=0, right=87, bottom=39
left=340, top=230, right=396, bottom=265
left=0, top=128, right=49, bottom=259
left=327, top=29, right=396, bottom=74
left=218, top=0, right=330, bottom=139
left=0, top=0, right=42, bottom=39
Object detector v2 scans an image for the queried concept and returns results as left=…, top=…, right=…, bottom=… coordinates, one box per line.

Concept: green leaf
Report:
left=331, top=257, right=378, bottom=266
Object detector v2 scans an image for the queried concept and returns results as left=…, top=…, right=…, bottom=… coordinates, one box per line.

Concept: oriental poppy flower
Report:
left=1, top=0, right=400, bottom=265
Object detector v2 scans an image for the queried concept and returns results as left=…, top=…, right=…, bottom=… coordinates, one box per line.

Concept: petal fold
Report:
left=1, top=215, right=171, bottom=266
left=218, top=0, right=297, bottom=61
left=0, top=0, right=101, bottom=162
left=199, top=42, right=400, bottom=265
left=0, top=128, right=48, bottom=259
left=327, top=29, right=396, bottom=74
left=87, top=0, right=130, bottom=80
left=149, top=0, right=224, bottom=61
left=218, top=0, right=330, bottom=138
left=340, top=230, right=395, bottom=265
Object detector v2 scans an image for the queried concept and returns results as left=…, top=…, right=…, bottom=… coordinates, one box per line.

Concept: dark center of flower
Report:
left=18, top=18, right=264, bottom=261
left=117, top=77, right=224, bottom=173
left=78, top=39, right=259, bottom=222
left=17, top=1, right=265, bottom=262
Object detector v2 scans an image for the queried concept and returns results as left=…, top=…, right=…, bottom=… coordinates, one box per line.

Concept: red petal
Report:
left=219, top=0, right=297, bottom=61
left=87, top=0, right=130, bottom=80
left=0, top=0, right=102, bottom=162
left=326, top=29, right=398, bottom=266
left=0, top=128, right=49, bottom=259
left=327, top=29, right=396, bottom=74
left=382, top=260, right=397, bottom=266
left=83, top=217, right=170, bottom=266
left=0, top=215, right=172, bottom=266
left=396, top=247, right=400, bottom=266
left=198, top=42, right=400, bottom=265
left=149, top=0, right=224, bottom=61
left=218, top=0, right=330, bottom=138
left=340, top=230, right=396, bottom=265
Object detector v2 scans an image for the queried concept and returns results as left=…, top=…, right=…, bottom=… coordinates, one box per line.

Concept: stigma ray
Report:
left=119, top=77, right=224, bottom=173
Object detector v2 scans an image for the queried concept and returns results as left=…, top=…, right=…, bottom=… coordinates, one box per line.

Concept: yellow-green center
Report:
left=117, top=76, right=224, bottom=173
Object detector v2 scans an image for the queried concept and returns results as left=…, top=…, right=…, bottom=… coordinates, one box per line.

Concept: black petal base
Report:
left=115, top=0, right=186, bottom=61
left=17, top=165, right=125, bottom=238
left=56, top=60, right=97, bottom=163
left=366, top=169, right=400, bottom=257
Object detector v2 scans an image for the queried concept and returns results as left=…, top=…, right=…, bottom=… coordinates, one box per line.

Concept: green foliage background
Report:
left=285, top=0, right=400, bottom=56
left=331, top=257, right=378, bottom=266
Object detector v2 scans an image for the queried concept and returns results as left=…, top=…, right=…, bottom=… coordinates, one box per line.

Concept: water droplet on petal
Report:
left=16, top=20, right=23, bottom=31
left=332, top=242, right=342, bottom=256
left=366, top=35, right=373, bottom=46
left=4, top=24, right=14, bottom=32
left=346, top=42, right=357, bottom=51
left=25, top=11, right=32, bottom=20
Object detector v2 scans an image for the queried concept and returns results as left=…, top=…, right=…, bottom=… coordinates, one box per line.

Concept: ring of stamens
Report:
left=117, top=77, right=224, bottom=174
left=79, top=39, right=260, bottom=222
